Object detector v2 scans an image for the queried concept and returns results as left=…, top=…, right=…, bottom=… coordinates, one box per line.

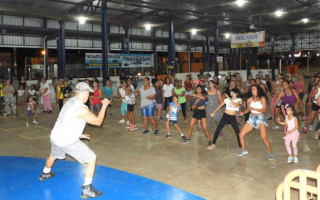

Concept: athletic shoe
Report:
left=165, top=134, right=172, bottom=138
left=207, top=144, right=216, bottom=150
left=125, top=124, right=132, bottom=129
left=126, top=120, right=130, bottom=125
left=267, top=116, right=274, bottom=120
left=302, top=127, right=308, bottom=133
left=309, top=125, right=313, bottom=131
left=238, top=150, right=248, bottom=156
left=154, top=129, right=159, bottom=135
left=293, top=157, right=299, bottom=163
left=48, top=110, right=53, bottom=114
left=268, top=153, right=274, bottom=160
left=129, top=125, right=138, bottom=130
left=81, top=184, right=103, bottom=199
left=287, top=156, right=294, bottom=163
left=33, top=120, right=39, bottom=125
left=272, top=125, right=280, bottom=129
left=181, top=135, right=187, bottom=141
left=142, top=130, right=150, bottom=134
left=38, top=171, right=55, bottom=181
left=119, top=119, right=125, bottom=124
left=26, top=123, right=29, bottom=127
left=157, top=117, right=163, bottom=121
left=183, top=139, right=190, bottom=143
left=219, top=132, right=223, bottom=137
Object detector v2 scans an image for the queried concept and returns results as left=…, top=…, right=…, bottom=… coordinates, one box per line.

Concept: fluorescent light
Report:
left=191, top=29, right=197, bottom=35
left=78, top=16, right=87, bottom=24
left=145, top=24, right=151, bottom=31
left=275, top=9, right=284, bottom=17
left=225, top=33, right=230, bottom=39
left=235, top=0, right=246, bottom=7
left=317, top=53, right=320, bottom=57
left=302, top=18, right=309, bottom=23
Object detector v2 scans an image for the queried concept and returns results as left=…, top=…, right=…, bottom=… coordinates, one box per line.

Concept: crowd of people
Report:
left=1, top=71, right=320, bottom=162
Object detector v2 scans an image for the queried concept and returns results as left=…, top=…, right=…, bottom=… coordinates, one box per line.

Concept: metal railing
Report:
left=276, top=164, right=320, bottom=200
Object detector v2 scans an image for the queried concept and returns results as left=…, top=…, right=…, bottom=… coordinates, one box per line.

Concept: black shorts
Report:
left=311, top=102, right=320, bottom=111
left=192, top=109, right=206, bottom=120
left=127, top=104, right=135, bottom=112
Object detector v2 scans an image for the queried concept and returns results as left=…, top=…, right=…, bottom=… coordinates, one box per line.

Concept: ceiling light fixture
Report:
left=145, top=24, right=151, bottom=31
left=302, top=18, right=309, bottom=23
left=235, top=0, right=246, bottom=7
left=78, top=16, right=87, bottom=24
left=191, top=29, right=197, bottom=35
left=274, top=9, right=284, bottom=17
left=225, top=33, right=230, bottom=39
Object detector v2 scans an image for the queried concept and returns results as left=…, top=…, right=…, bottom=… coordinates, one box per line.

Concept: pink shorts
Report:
left=156, top=104, right=163, bottom=109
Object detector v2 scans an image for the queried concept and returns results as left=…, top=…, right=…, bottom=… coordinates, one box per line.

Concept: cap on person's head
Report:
left=74, top=82, right=93, bottom=93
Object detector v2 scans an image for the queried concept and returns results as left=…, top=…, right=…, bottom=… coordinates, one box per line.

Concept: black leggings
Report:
left=180, top=102, right=186, bottom=117
left=163, top=96, right=173, bottom=111
left=212, top=113, right=241, bottom=148
left=59, top=99, right=63, bottom=111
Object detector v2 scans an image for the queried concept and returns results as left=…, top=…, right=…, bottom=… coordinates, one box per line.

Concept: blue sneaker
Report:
left=238, top=150, right=248, bottom=156
left=268, top=153, right=274, bottom=160
left=287, top=156, right=294, bottom=163
left=142, top=130, right=150, bottom=134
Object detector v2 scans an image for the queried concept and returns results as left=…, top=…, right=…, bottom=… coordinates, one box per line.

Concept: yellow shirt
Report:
left=56, top=85, right=64, bottom=100
left=0, top=83, right=4, bottom=97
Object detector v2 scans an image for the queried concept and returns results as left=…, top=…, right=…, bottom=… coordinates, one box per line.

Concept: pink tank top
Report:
left=286, top=116, right=296, bottom=131
left=91, top=89, right=101, bottom=105
left=295, top=81, right=303, bottom=92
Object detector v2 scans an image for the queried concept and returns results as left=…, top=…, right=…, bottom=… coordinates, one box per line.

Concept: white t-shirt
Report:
left=224, top=98, right=242, bottom=111
left=40, top=82, right=50, bottom=96
left=163, top=84, right=174, bottom=97
left=125, top=85, right=135, bottom=105
left=119, top=88, right=127, bottom=103
left=28, top=89, right=36, bottom=96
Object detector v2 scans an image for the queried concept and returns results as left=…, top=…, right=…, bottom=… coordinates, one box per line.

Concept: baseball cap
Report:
left=74, top=82, right=93, bottom=93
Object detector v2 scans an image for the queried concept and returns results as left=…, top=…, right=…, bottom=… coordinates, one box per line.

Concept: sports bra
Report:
left=250, top=97, right=263, bottom=114
left=282, top=89, right=296, bottom=106
left=225, top=98, right=241, bottom=111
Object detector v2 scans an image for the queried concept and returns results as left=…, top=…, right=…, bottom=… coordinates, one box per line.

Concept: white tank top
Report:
left=224, top=98, right=242, bottom=111
left=50, top=96, right=87, bottom=146
left=313, top=87, right=320, bottom=103
left=250, top=98, right=263, bottom=114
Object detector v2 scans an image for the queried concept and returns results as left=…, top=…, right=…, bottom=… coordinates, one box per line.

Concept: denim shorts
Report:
left=246, top=114, right=268, bottom=129
left=141, top=102, right=156, bottom=117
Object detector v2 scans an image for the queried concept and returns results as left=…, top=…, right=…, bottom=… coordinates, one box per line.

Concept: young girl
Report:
left=102, top=79, right=113, bottom=116
left=17, top=84, right=26, bottom=107
left=165, top=95, right=186, bottom=141
left=26, top=96, right=39, bottom=127
left=277, top=105, right=300, bottom=163
left=209, top=89, right=242, bottom=150
left=118, top=81, right=128, bottom=124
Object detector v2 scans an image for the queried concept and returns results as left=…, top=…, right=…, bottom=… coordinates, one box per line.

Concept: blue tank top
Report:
left=166, top=102, right=180, bottom=121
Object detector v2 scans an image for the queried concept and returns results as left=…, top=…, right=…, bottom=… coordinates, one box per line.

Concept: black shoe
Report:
left=182, top=139, right=190, bottom=143
left=154, top=129, right=159, bottom=135
left=165, top=134, right=172, bottom=138
left=48, top=110, right=53, bottom=114
left=181, top=135, right=187, bottom=141
left=38, top=171, right=55, bottom=181
left=267, top=116, right=273, bottom=120
left=81, top=184, right=103, bottom=199
left=142, top=130, right=150, bottom=134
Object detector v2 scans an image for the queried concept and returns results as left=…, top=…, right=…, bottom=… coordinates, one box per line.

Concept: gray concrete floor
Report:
left=1, top=98, right=319, bottom=200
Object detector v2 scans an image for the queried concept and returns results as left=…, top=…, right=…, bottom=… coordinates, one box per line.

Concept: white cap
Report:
left=74, top=82, right=93, bottom=93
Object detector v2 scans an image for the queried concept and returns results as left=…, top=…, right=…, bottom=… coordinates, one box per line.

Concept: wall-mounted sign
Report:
left=231, top=31, right=265, bottom=48
left=85, top=53, right=122, bottom=69
left=122, top=54, right=153, bottom=68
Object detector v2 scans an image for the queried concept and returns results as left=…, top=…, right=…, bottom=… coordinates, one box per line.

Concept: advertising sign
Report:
left=85, top=53, right=121, bottom=69
left=231, top=31, right=265, bottom=48
left=122, top=54, right=153, bottom=68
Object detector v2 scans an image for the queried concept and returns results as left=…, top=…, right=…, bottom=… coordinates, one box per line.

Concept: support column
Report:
left=229, top=48, right=233, bottom=70
left=290, top=33, right=295, bottom=65
left=101, top=0, right=108, bottom=85
left=153, top=30, right=157, bottom=71
left=232, top=49, right=237, bottom=70
left=213, top=21, right=219, bottom=76
left=252, top=47, right=258, bottom=69
left=202, top=41, right=206, bottom=70
left=246, top=47, right=251, bottom=78
left=44, top=36, right=48, bottom=79
left=271, top=35, right=276, bottom=80
left=58, top=21, right=66, bottom=79
left=125, top=27, right=130, bottom=54
left=168, top=14, right=176, bottom=73
left=187, top=45, right=191, bottom=73
left=206, top=36, right=210, bottom=72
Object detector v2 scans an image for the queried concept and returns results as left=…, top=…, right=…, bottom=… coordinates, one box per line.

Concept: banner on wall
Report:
left=85, top=53, right=122, bottom=69
left=231, top=31, right=265, bottom=48
left=122, top=54, right=153, bottom=68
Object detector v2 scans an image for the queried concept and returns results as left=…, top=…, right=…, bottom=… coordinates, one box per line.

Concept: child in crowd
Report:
left=17, top=84, right=26, bottom=107
left=102, top=79, right=113, bottom=116
left=56, top=80, right=64, bottom=110
left=118, top=81, right=128, bottom=124
left=165, top=95, right=186, bottom=141
left=278, top=105, right=300, bottom=163
left=26, top=96, right=39, bottom=127
left=28, top=84, right=37, bottom=100
left=154, top=80, right=163, bottom=120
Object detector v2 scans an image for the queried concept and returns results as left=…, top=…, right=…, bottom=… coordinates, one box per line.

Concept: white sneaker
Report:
left=309, top=125, right=313, bottom=131
left=126, top=120, right=130, bottom=125
left=119, top=119, right=125, bottom=124
left=33, top=120, right=39, bottom=125
left=26, top=123, right=29, bottom=127
left=294, top=157, right=299, bottom=163
left=272, top=125, right=280, bottom=129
